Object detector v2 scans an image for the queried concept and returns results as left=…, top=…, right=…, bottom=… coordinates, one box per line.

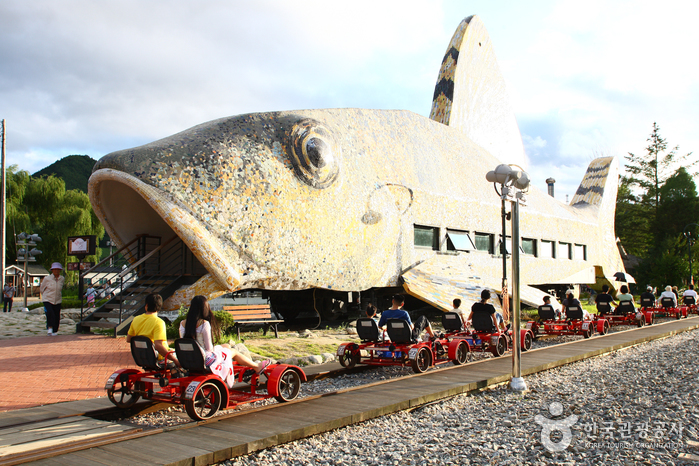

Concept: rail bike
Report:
left=682, top=295, right=699, bottom=315
left=336, top=317, right=471, bottom=374
left=106, top=336, right=306, bottom=421
left=526, top=304, right=609, bottom=339
left=596, top=300, right=654, bottom=327
left=442, top=311, right=534, bottom=357
left=651, top=297, right=689, bottom=319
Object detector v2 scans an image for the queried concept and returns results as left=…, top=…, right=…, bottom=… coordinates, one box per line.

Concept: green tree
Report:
left=5, top=166, right=104, bottom=282
left=624, top=122, right=695, bottom=219
left=655, top=167, right=699, bottom=244
left=618, top=123, right=697, bottom=257
left=615, top=176, right=652, bottom=257
left=634, top=236, right=688, bottom=291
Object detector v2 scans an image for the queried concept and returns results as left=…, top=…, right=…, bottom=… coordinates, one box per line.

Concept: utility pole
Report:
left=1, top=120, right=6, bottom=290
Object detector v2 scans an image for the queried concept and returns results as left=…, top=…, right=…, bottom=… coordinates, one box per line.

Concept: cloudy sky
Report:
left=1, top=0, right=698, bottom=200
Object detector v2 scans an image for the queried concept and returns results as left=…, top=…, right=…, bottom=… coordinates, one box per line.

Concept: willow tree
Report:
left=5, top=166, right=104, bottom=281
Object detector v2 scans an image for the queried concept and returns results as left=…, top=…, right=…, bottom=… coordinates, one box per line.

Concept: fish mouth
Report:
left=88, top=168, right=241, bottom=290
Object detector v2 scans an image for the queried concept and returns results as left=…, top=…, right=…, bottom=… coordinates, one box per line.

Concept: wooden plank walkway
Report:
left=18, top=316, right=699, bottom=465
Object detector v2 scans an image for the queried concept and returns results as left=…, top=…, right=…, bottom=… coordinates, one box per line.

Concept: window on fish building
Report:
left=414, top=225, right=438, bottom=250
left=540, top=240, right=555, bottom=258
left=474, top=232, right=494, bottom=254
left=496, top=236, right=524, bottom=256
left=522, top=238, right=537, bottom=256
left=558, top=242, right=572, bottom=259
left=446, top=229, right=476, bottom=252
left=574, top=244, right=587, bottom=260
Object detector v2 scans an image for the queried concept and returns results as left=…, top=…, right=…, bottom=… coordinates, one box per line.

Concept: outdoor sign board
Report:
left=67, top=236, right=96, bottom=257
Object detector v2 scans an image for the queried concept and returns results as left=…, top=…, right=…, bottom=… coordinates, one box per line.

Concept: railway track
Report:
left=1, top=315, right=697, bottom=466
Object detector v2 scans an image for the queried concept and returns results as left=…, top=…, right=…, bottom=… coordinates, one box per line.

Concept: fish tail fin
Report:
left=571, top=157, right=629, bottom=284
left=570, top=157, right=618, bottom=218
left=430, top=15, right=526, bottom=166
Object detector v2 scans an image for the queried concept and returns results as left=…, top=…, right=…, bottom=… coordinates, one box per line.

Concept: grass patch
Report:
left=245, top=341, right=340, bottom=360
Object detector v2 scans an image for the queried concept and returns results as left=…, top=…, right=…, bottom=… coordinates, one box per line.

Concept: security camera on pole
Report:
left=485, top=164, right=530, bottom=391
left=16, top=232, right=42, bottom=311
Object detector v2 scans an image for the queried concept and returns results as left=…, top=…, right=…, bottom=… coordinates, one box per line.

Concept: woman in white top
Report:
left=179, top=296, right=270, bottom=386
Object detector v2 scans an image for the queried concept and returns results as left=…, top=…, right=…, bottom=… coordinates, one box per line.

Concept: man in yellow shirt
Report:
left=126, top=293, right=179, bottom=367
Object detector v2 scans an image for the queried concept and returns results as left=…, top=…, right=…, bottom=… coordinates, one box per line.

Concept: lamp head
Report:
left=485, top=164, right=514, bottom=184
left=514, top=171, right=530, bottom=190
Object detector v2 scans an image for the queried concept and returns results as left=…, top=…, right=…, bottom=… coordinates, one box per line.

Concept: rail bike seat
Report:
left=640, top=296, right=655, bottom=308
left=538, top=305, right=556, bottom=321
left=596, top=301, right=612, bottom=315
left=386, top=318, right=413, bottom=343
left=683, top=296, right=696, bottom=306
left=471, top=312, right=497, bottom=333
left=356, top=318, right=381, bottom=342
left=616, top=301, right=636, bottom=315
left=661, top=297, right=676, bottom=309
left=441, top=312, right=464, bottom=332
left=566, top=305, right=583, bottom=321
left=130, top=336, right=165, bottom=371
left=174, top=338, right=212, bottom=374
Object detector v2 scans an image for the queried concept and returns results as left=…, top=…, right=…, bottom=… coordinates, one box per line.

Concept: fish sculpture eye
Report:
left=288, top=118, right=340, bottom=188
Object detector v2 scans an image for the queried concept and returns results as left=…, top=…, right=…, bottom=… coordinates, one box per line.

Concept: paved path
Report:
left=0, top=334, right=136, bottom=411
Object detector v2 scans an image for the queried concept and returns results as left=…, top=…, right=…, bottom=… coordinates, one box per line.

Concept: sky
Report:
left=1, top=0, right=698, bottom=201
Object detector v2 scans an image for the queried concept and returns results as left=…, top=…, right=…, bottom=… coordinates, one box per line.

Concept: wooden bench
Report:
left=223, top=304, right=283, bottom=339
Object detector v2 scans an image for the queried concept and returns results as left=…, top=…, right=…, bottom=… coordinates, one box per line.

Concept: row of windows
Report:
left=413, top=225, right=587, bottom=260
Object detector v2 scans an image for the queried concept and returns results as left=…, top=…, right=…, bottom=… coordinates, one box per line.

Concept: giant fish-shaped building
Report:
left=88, top=16, right=629, bottom=320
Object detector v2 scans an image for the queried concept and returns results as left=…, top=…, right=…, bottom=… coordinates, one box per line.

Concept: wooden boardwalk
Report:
left=11, top=316, right=699, bottom=466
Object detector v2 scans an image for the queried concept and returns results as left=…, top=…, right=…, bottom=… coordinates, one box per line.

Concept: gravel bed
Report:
left=222, top=327, right=699, bottom=466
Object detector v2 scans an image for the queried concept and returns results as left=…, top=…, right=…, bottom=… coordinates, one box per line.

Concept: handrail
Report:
left=79, top=236, right=140, bottom=279
left=119, top=236, right=179, bottom=278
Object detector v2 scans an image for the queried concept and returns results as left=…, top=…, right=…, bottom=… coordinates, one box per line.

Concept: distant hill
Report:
left=33, top=155, right=97, bottom=193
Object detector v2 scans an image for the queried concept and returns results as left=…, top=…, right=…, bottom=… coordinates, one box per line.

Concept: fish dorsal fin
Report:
left=430, top=15, right=526, bottom=166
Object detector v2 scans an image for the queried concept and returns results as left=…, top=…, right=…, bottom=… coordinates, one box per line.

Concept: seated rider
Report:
left=378, top=294, right=436, bottom=342
left=562, top=289, right=583, bottom=320
left=451, top=298, right=468, bottom=329
left=640, top=286, right=656, bottom=308
left=594, top=285, right=617, bottom=315
left=682, top=284, right=698, bottom=304
left=179, top=295, right=270, bottom=384
left=615, top=285, right=635, bottom=313
left=539, top=295, right=561, bottom=320
left=467, top=289, right=499, bottom=332
left=366, top=303, right=380, bottom=324
left=126, top=293, right=180, bottom=368
left=659, top=285, right=678, bottom=307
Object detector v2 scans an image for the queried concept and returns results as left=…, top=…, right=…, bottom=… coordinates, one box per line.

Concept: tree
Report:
left=655, top=167, right=699, bottom=244
left=618, top=123, right=697, bottom=256
left=624, top=122, right=695, bottom=219
left=615, top=176, right=652, bottom=257
left=5, top=166, right=104, bottom=282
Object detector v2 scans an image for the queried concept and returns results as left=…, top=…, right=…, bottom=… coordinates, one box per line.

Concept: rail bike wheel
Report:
left=452, top=341, right=471, bottom=365
left=583, top=325, right=593, bottom=338
left=637, top=315, right=645, bottom=328
left=274, top=368, right=302, bottom=402
left=647, top=313, right=653, bottom=325
left=411, top=347, right=432, bottom=373
left=107, top=379, right=141, bottom=409
left=185, top=381, right=221, bottom=421
left=493, top=335, right=507, bottom=357
left=601, top=320, right=610, bottom=335
left=338, top=348, right=360, bottom=368
left=522, top=332, right=533, bottom=351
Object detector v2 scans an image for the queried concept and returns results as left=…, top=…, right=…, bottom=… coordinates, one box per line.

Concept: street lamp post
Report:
left=16, top=232, right=42, bottom=310
left=683, top=224, right=698, bottom=286
left=486, top=164, right=530, bottom=392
